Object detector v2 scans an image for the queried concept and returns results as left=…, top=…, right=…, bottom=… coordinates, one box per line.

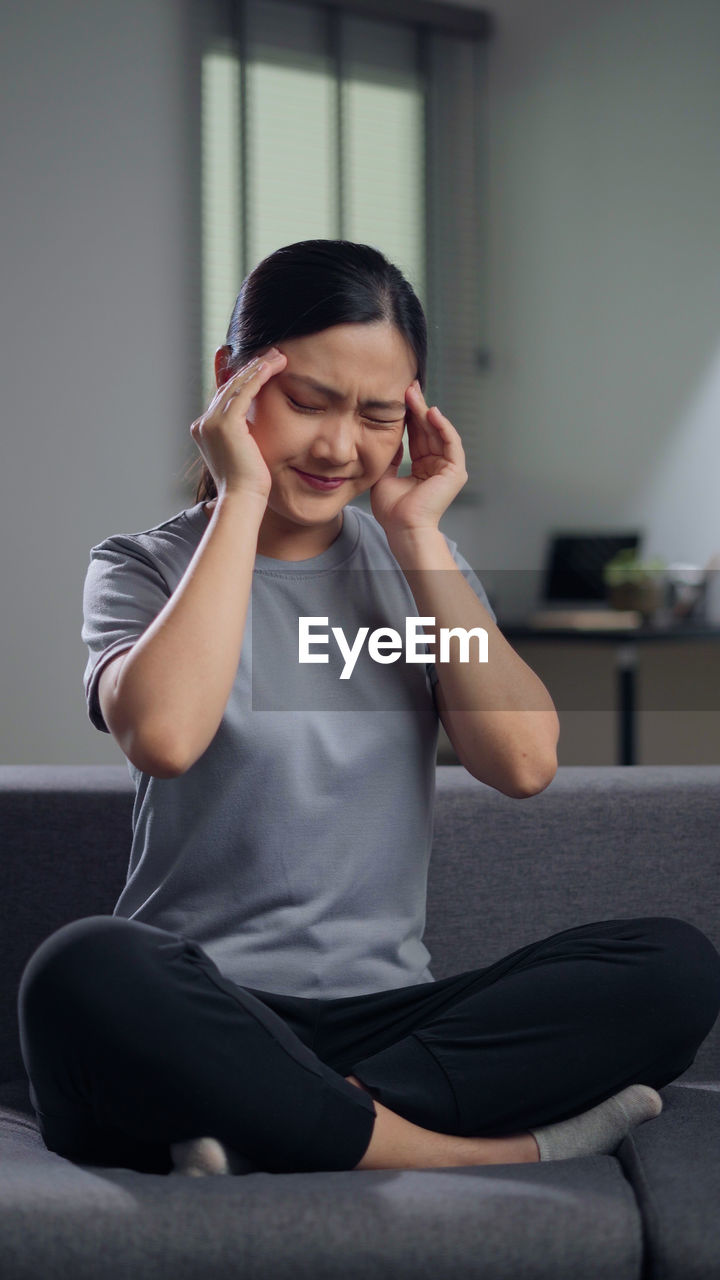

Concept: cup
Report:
left=665, top=564, right=707, bottom=621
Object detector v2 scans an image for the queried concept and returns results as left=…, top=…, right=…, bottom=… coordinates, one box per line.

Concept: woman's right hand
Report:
left=190, top=349, right=287, bottom=503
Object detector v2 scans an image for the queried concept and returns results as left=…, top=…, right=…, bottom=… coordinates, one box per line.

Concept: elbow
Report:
left=461, top=752, right=558, bottom=799
left=147, top=757, right=188, bottom=781
left=510, top=712, right=560, bottom=798
left=447, top=710, right=560, bottom=798
left=120, top=726, right=190, bottom=779
left=105, top=675, right=195, bottom=778
left=509, top=753, right=558, bottom=799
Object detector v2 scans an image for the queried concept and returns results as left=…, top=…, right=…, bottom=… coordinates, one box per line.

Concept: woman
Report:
left=18, top=240, right=720, bottom=1177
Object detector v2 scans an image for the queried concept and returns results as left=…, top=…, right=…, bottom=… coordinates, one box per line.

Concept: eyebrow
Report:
left=284, top=372, right=406, bottom=413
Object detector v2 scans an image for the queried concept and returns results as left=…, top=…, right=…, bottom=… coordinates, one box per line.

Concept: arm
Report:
left=371, top=377, right=559, bottom=800
left=387, top=527, right=559, bottom=798
left=110, top=491, right=266, bottom=777
left=99, top=350, right=286, bottom=777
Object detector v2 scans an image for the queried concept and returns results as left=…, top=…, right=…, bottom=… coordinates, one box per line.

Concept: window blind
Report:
left=199, top=0, right=492, bottom=501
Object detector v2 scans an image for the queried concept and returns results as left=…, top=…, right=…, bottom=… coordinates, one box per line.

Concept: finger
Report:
left=202, top=369, right=256, bottom=423
left=216, top=349, right=286, bottom=415
left=407, top=384, right=460, bottom=442
left=230, top=348, right=286, bottom=387
left=407, top=403, right=444, bottom=460
left=407, top=380, right=447, bottom=418
left=426, top=403, right=463, bottom=442
left=406, top=381, right=444, bottom=429
left=425, top=406, right=466, bottom=467
left=407, top=399, right=465, bottom=472
left=193, top=354, right=281, bottom=437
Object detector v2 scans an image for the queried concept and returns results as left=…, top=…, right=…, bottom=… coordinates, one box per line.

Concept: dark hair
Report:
left=186, top=239, right=427, bottom=505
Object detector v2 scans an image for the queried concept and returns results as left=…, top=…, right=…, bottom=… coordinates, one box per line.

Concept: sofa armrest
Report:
left=425, top=765, right=720, bottom=1081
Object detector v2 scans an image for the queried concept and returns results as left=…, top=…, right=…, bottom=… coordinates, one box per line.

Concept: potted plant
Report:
left=603, top=549, right=667, bottom=618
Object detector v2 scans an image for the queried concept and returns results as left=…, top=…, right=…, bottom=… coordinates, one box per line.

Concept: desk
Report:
left=502, top=620, right=720, bottom=765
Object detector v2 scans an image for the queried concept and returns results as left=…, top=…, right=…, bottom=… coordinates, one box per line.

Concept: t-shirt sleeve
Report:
left=427, top=535, right=497, bottom=690
left=81, top=537, right=171, bottom=733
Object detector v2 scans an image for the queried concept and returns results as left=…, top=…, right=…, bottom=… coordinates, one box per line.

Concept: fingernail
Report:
left=267, top=347, right=281, bottom=358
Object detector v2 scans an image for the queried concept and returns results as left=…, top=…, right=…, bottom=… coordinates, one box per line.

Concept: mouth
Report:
left=291, top=467, right=351, bottom=491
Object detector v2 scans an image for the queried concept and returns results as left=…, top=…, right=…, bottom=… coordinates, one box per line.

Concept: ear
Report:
left=214, top=345, right=233, bottom=389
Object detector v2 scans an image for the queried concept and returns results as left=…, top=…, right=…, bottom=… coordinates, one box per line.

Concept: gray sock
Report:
left=529, top=1084, right=663, bottom=1161
left=169, top=1136, right=257, bottom=1176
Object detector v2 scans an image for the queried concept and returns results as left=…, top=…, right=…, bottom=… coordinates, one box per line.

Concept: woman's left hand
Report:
left=370, top=380, right=468, bottom=538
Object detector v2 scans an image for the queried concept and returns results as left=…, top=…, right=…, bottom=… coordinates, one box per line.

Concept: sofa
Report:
left=1, top=763, right=719, bottom=1280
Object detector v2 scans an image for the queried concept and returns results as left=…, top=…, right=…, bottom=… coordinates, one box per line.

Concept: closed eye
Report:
left=286, top=396, right=403, bottom=427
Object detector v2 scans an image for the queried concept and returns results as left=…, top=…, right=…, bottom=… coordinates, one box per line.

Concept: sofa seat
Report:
left=617, top=1081, right=720, bottom=1280
left=0, top=1088, right=644, bottom=1280
left=2, top=765, right=720, bottom=1279
left=2, top=1077, right=718, bottom=1280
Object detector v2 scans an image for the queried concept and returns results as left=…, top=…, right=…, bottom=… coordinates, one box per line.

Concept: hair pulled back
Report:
left=188, top=239, right=427, bottom=505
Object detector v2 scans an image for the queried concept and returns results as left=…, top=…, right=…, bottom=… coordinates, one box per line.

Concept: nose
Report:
left=307, top=413, right=360, bottom=468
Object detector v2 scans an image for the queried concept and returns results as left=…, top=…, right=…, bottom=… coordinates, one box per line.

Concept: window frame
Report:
left=197, top=0, right=493, bottom=503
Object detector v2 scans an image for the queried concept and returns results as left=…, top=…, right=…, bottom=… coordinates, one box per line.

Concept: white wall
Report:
left=3, top=0, right=719, bottom=764
left=1, top=0, right=204, bottom=764
left=442, top=0, right=720, bottom=613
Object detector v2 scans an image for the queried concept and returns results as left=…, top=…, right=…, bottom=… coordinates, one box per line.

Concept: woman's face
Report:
left=219, top=321, right=417, bottom=543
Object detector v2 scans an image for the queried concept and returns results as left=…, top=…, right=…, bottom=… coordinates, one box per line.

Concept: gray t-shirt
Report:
left=81, top=500, right=496, bottom=998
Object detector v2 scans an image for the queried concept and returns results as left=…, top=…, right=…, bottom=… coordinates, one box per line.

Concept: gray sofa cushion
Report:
left=617, top=1082, right=720, bottom=1280
left=0, top=1099, right=643, bottom=1280
left=425, top=765, right=720, bottom=1083
left=2, top=765, right=720, bottom=1280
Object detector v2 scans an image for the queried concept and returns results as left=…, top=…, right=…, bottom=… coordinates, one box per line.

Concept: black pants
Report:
left=17, top=913, right=720, bottom=1175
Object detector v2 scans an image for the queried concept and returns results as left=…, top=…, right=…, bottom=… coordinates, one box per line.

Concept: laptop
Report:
left=530, top=531, right=643, bottom=628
